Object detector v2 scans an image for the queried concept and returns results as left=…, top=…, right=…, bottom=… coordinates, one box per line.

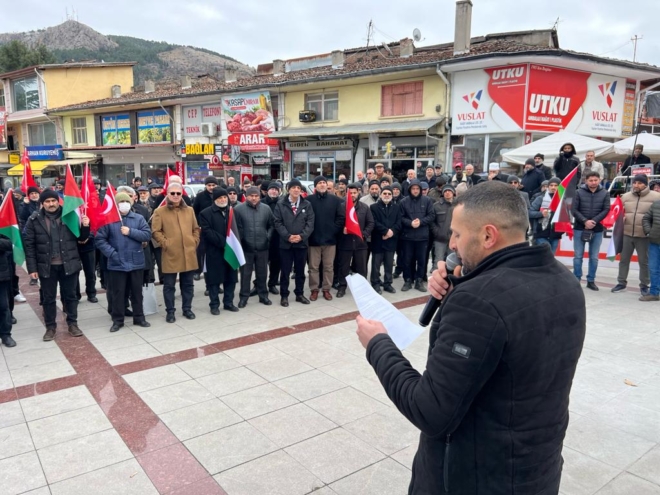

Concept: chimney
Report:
left=224, top=66, right=237, bottom=83
left=273, top=59, right=285, bottom=76
left=454, top=0, right=473, bottom=56
left=181, top=75, right=192, bottom=89
left=111, top=85, right=121, bottom=98
left=400, top=39, right=414, bottom=58
left=331, top=50, right=344, bottom=69
left=144, top=80, right=155, bottom=94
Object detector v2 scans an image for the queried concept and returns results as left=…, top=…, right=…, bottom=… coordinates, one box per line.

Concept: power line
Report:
left=596, top=40, right=633, bottom=57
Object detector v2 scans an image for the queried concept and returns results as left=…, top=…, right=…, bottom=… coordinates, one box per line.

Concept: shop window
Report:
left=0, top=87, right=5, bottom=107
left=305, top=92, right=338, bottom=121
left=28, top=122, right=57, bottom=146
left=452, top=135, right=485, bottom=171
left=12, top=77, right=40, bottom=112
left=488, top=133, right=522, bottom=167
left=381, top=81, right=423, bottom=117
left=71, top=117, right=88, bottom=145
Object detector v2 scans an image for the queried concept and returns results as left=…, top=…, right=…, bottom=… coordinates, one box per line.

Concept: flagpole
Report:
left=107, top=181, right=124, bottom=226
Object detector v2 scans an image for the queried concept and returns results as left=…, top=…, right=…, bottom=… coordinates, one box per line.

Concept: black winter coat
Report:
left=19, top=200, right=39, bottom=230
left=643, top=199, right=660, bottom=243
left=234, top=201, right=273, bottom=252
left=622, top=153, right=651, bottom=176
left=307, top=192, right=343, bottom=246
left=24, top=208, right=89, bottom=278
left=536, top=164, right=553, bottom=181
left=431, top=199, right=454, bottom=243
left=198, top=204, right=238, bottom=286
left=366, top=243, right=585, bottom=494
left=338, top=200, right=373, bottom=251
left=370, top=200, right=402, bottom=253
left=264, top=196, right=281, bottom=253
left=571, top=184, right=610, bottom=232
left=273, top=196, right=315, bottom=249
left=553, top=153, right=581, bottom=182
left=521, top=167, right=545, bottom=197
left=400, top=194, right=435, bottom=242
left=193, top=190, right=214, bottom=220
left=0, top=235, right=13, bottom=282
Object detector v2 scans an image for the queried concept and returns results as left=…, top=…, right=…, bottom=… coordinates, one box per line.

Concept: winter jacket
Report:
left=642, top=200, right=660, bottom=244
left=0, top=235, right=13, bottom=282
left=622, top=153, right=651, bottom=176
left=338, top=200, right=373, bottom=251
left=273, top=196, right=315, bottom=249
left=535, top=163, right=553, bottom=181
left=521, top=167, right=545, bottom=197
left=24, top=208, right=89, bottom=278
left=529, top=193, right=563, bottom=240
left=151, top=200, right=200, bottom=273
left=370, top=200, right=402, bottom=253
left=490, top=172, right=509, bottom=183
left=400, top=191, right=435, bottom=242
left=571, top=184, right=611, bottom=233
left=431, top=199, right=454, bottom=243
left=307, top=192, right=343, bottom=246
left=19, top=200, right=39, bottom=230
left=359, top=194, right=378, bottom=207
left=553, top=143, right=581, bottom=181
left=234, top=201, right=273, bottom=252
left=427, top=188, right=444, bottom=203
left=264, top=195, right=281, bottom=253
left=95, top=212, right=152, bottom=272
left=193, top=190, right=214, bottom=220
left=518, top=190, right=531, bottom=209
left=366, top=243, right=585, bottom=494
left=621, top=187, right=660, bottom=237
left=198, top=204, right=238, bottom=286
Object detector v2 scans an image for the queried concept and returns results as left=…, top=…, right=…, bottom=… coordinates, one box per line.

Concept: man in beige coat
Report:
left=152, top=182, right=201, bottom=323
left=611, top=174, right=660, bottom=295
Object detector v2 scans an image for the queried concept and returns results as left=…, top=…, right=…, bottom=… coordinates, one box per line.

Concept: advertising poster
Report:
left=621, top=80, right=637, bottom=137
left=137, top=109, right=171, bottom=144
left=222, top=92, right=278, bottom=152
left=102, top=114, right=131, bottom=146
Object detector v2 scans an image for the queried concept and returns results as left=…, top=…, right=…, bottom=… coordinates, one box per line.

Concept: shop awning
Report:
left=268, top=118, right=444, bottom=139
left=7, top=158, right=92, bottom=176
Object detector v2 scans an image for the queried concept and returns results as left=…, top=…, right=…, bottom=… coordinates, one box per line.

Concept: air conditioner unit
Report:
left=299, top=110, right=317, bottom=123
left=200, top=122, right=217, bottom=137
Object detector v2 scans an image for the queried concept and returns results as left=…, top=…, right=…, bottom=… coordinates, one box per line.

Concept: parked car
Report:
left=183, top=184, right=205, bottom=198
left=283, top=180, right=315, bottom=195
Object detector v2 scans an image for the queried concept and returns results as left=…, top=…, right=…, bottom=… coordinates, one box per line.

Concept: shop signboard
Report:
left=0, top=106, right=6, bottom=149
left=182, top=143, right=218, bottom=161
left=137, top=109, right=172, bottom=144
left=25, top=145, right=64, bottom=161
left=182, top=103, right=223, bottom=137
left=175, top=161, right=186, bottom=183
left=222, top=91, right=277, bottom=151
left=622, top=80, right=636, bottom=137
left=451, top=64, right=627, bottom=138
left=9, top=152, right=20, bottom=165
left=102, top=114, right=131, bottom=146
left=285, top=139, right=353, bottom=150
left=631, top=165, right=653, bottom=176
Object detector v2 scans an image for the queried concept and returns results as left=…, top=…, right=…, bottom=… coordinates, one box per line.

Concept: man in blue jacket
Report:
left=95, top=192, right=153, bottom=332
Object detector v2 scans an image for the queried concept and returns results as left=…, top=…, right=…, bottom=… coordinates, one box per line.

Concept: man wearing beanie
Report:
left=611, top=174, right=660, bottom=296
left=199, top=188, right=240, bottom=314
left=20, top=186, right=41, bottom=230
left=264, top=182, right=283, bottom=294
left=24, top=189, right=91, bottom=340
left=227, top=186, right=241, bottom=207
left=307, top=176, right=343, bottom=301
left=432, top=185, right=456, bottom=263
left=521, top=158, right=544, bottom=197
left=529, top=177, right=564, bottom=253
left=370, top=185, right=401, bottom=294
left=273, top=179, right=315, bottom=306
left=234, top=185, right=274, bottom=307
left=152, top=183, right=201, bottom=322
left=192, top=176, right=218, bottom=285
left=95, top=192, right=152, bottom=332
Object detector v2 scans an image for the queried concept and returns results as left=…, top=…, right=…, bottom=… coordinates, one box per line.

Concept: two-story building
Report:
left=0, top=61, right=135, bottom=187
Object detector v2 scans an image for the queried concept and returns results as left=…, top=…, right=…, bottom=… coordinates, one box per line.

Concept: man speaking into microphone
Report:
left=355, top=181, right=585, bottom=494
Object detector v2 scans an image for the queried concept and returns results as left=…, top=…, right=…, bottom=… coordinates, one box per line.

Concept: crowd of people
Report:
left=0, top=145, right=658, bottom=348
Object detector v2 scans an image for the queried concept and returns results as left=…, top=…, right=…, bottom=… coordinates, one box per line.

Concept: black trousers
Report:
left=0, top=280, right=11, bottom=337
left=41, top=265, right=79, bottom=328
left=209, top=281, right=236, bottom=310
left=107, top=270, right=144, bottom=325
left=240, top=250, right=268, bottom=299
left=163, top=271, right=194, bottom=314
left=196, top=237, right=206, bottom=278
left=371, top=251, right=395, bottom=288
left=403, top=240, right=428, bottom=282
left=77, top=250, right=96, bottom=298
left=268, top=242, right=281, bottom=288
left=280, top=248, right=307, bottom=297
left=338, top=249, right=368, bottom=289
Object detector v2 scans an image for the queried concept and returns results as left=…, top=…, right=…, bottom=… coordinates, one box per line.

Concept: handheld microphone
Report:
left=418, top=252, right=459, bottom=327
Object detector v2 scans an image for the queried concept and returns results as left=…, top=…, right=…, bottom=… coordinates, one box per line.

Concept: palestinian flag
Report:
left=550, top=166, right=579, bottom=238
left=224, top=206, right=245, bottom=270
left=0, top=189, right=26, bottom=266
left=62, top=164, right=84, bottom=237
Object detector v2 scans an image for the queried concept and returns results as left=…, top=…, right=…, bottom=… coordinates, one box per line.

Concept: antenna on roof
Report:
left=413, top=28, right=422, bottom=43
left=551, top=17, right=562, bottom=31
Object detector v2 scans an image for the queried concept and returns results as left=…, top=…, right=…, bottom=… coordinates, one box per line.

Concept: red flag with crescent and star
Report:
left=81, top=163, right=103, bottom=232
left=94, top=181, right=121, bottom=230
left=345, top=193, right=362, bottom=239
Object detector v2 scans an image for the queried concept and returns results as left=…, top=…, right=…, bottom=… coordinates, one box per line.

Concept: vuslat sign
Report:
left=25, top=145, right=63, bottom=161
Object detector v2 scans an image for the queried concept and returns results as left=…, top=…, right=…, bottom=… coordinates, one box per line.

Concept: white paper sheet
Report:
left=346, top=274, right=425, bottom=350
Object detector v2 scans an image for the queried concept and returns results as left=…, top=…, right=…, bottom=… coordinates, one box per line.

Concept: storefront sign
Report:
left=175, top=161, right=186, bottom=183
left=452, top=64, right=627, bottom=138
left=102, top=114, right=131, bottom=146
left=8, top=152, right=20, bottom=165
left=182, top=143, right=218, bottom=162
left=222, top=91, right=276, bottom=151
left=186, top=162, right=211, bottom=182
left=631, top=165, right=653, bottom=176
left=285, top=139, right=353, bottom=150
left=137, top=109, right=172, bottom=144
left=0, top=106, right=6, bottom=149
left=622, top=80, right=636, bottom=137
left=182, top=103, right=223, bottom=137
left=25, top=145, right=64, bottom=161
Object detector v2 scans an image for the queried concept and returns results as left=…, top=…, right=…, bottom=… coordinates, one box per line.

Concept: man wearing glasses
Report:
left=151, top=183, right=201, bottom=323
left=370, top=186, right=401, bottom=294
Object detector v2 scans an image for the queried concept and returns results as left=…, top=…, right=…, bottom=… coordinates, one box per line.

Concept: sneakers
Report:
left=586, top=282, right=599, bottom=291
left=401, top=281, right=412, bottom=292
left=68, top=324, right=83, bottom=337
left=611, top=284, right=627, bottom=293
left=640, top=286, right=650, bottom=296
left=14, top=292, right=26, bottom=303
left=639, top=294, right=660, bottom=302
left=43, top=327, right=56, bottom=341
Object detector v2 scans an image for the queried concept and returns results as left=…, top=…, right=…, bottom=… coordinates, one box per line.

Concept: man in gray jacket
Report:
left=235, top=186, right=274, bottom=308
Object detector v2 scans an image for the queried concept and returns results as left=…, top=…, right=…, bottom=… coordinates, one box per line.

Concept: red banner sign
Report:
left=227, top=132, right=279, bottom=152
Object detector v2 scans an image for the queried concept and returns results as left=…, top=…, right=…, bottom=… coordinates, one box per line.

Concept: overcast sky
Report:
left=8, top=0, right=660, bottom=69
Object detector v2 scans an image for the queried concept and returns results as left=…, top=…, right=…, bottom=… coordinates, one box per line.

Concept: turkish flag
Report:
left=345, top=193, right=362, bottom=239
left=81, top=163, right=103, bottom=232
left=96, top=181, right=121, bottom=229
left=20, top=152, right=38, bottom=194
left=602, top=195, right=623, bottom=230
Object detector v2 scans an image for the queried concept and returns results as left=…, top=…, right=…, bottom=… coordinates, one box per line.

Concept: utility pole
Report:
left=631, top=35, right=643, bottom=62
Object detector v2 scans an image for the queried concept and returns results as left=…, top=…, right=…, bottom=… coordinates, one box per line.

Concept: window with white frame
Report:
left=0, top=86, right=5, bottom=108
left=71, top=117, right=88, bottom=145
left=12, top=77, right=40, bottom=112
left=28, top=122, right=57, bottom=146
left=305, top=91, right=339, bottom=121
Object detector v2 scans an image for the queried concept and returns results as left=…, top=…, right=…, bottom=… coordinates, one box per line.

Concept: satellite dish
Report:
left=413, top=28, right=422, bottom=42
left=381, top=42, right=394, bottom=56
